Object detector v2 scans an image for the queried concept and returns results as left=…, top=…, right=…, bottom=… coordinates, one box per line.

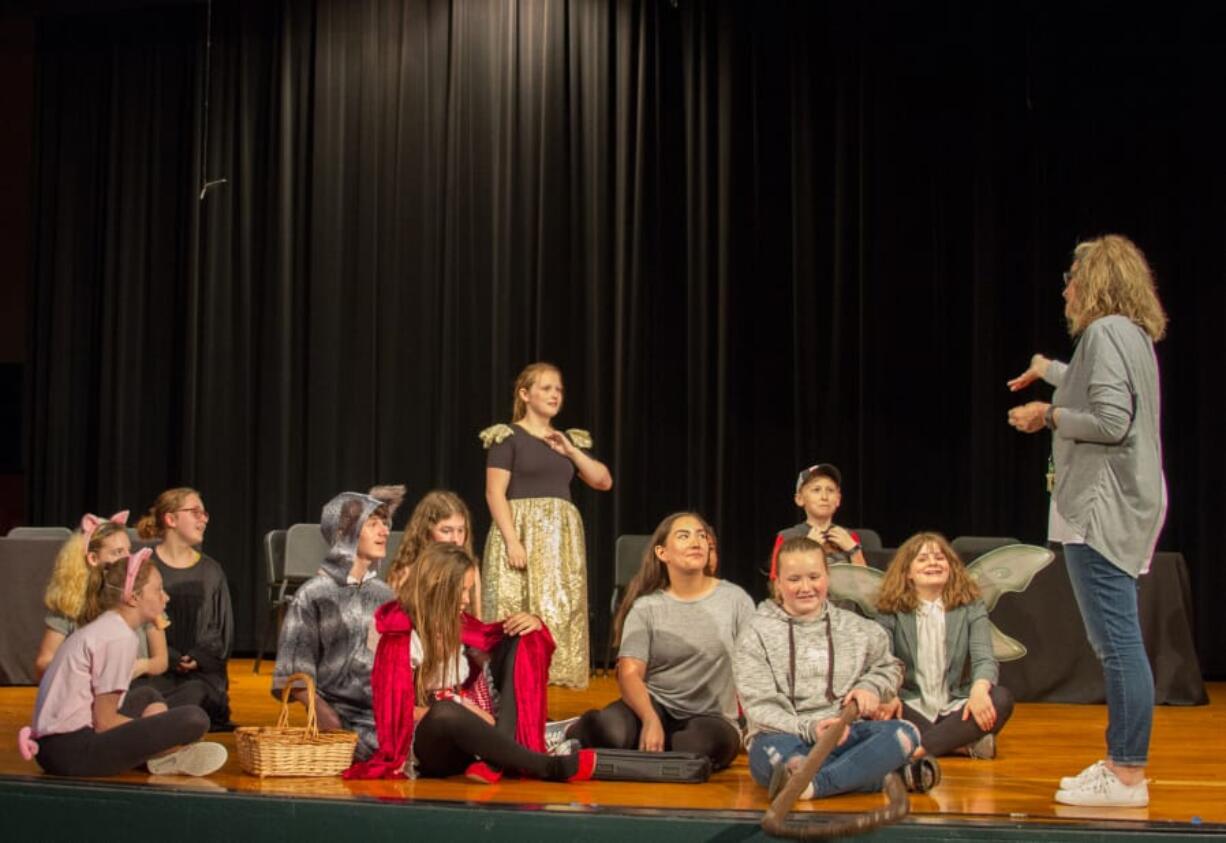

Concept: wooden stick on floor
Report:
left=761, top=702, right=908, bottom=840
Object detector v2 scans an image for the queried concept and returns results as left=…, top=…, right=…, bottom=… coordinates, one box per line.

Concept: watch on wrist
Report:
left=1044, top=405, right=1057, bottom=430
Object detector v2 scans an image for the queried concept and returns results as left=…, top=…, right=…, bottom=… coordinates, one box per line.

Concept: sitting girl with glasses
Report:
left=135, top=487, right=234, bottom=729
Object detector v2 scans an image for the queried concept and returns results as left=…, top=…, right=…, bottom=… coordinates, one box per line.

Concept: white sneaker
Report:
left=1054, top=764, right=1148, bottom=807
left=147, top=742, right=228, bottom=776
left=544, top=717, right=579, bottom=753
left=550, top=738, right=581, bottom=757
left=1059, top=759, right=1106, bottom=790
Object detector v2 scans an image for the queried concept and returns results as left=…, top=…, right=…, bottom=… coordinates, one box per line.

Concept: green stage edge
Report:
left=1, top=777, right=1219, bottom=842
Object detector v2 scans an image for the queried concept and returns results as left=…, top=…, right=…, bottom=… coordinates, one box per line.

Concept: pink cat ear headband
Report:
left=80, top=510, right=130, bottom=549
left=122, top=548, right=153, bottom=600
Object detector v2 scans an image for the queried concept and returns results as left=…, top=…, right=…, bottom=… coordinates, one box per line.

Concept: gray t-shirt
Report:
left=618, top=580, right=755, bottom=722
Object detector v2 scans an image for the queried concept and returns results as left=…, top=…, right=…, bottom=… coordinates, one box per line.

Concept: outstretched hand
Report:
left=1007, top=354, right=1051, bottom=392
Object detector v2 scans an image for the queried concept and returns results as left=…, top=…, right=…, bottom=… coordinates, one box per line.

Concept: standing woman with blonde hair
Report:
left=1008, top=234, right=1168, bottom=807
left=136, top=487, right=234, bottom=729
left=480, top=362, right=612, bottom=688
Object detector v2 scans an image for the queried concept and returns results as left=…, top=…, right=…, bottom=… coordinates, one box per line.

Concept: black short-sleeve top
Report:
left=481, top=423, right=594, bottom=502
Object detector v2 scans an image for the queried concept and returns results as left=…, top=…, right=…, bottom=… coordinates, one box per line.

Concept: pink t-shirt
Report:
left=32, top=611, right=138, bottom=737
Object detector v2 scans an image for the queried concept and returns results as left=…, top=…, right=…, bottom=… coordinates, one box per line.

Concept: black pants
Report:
left=412, top=637, right=578, bottom=780
left=35, top=687, right=210, bottom=776
left=129, top=674, right=211, bottom=710
left=569, top=697, right=741, bottom=771
left=903, top=685, right=1015, bottom=757
left=130, top=670, right=230, bottom=728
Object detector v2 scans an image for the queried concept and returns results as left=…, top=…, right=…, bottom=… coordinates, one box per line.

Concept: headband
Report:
left=80, top=510, right=130, bottom=549
left=121, top=548, right=153, bottom=601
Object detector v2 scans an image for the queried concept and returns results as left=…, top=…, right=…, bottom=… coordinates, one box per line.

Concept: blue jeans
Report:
left=748, top=721, right=917, bottom=798
left=1063, top=542, right=1153, bottom=766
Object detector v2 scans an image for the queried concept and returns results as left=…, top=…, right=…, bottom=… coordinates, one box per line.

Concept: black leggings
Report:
left=130, top=672, right=229, bottom=727
left=414, top=701, right=579, bottom=779
left=129, top=675, right=211, bottom=710
left=569, top=698, right=741, bottom=771
left=903, top=685, right=1015, bottom=757
left=35, top=687, right=210, bottom=776
left=412, top=637, right=578, bottom=780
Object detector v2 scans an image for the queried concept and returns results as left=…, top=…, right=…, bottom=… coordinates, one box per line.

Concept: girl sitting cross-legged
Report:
left=563, top=512, right=753, bottom=771
left=19, top=551, right=227, bottom=777
left=735, top=536, right=939, bottom=801
left=870, top=532, right=1014, bottom=759
left=345, top=542, right=595, bottom=783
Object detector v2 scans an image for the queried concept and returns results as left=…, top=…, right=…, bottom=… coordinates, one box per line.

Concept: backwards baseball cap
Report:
left=795, top=463, right=842, bottom=493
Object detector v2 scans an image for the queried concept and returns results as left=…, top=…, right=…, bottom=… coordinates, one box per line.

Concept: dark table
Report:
left=993, top=550, right=1206, bottom=705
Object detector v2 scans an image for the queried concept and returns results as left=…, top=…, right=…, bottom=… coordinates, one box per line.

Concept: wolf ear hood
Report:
left=319, top=484, right=406, bottom=563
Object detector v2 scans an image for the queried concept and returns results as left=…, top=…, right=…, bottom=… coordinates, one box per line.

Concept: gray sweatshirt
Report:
left=271, top=491, right=396, bottom=760
left=1046, top=314, right=1166, bottom=576
left=734, top=599, right=902, bottom=744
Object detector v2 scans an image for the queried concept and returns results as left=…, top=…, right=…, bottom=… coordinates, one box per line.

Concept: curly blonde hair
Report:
left=387, top=491, right=472, bottom=587
left=1067, top=234, right=1167, bottom=341
left=876, top=532, right=979, bottom=614
left=43, top=521, right=128, bottom=621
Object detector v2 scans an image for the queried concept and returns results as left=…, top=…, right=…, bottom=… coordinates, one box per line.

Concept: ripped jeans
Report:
left=748, top=720, right=918, bottom=798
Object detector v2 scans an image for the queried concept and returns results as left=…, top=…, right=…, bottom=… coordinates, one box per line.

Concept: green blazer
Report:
left=874, top=599, right=997, bottom=705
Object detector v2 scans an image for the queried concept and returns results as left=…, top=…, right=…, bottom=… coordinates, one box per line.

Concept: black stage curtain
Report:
left=26, top=1, right=1226, bottom=678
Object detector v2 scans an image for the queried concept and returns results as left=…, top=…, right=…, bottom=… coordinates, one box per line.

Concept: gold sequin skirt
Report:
left=482, top=497, right=589, bottom=688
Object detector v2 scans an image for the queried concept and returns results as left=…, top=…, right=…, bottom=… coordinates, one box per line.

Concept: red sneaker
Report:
left=567, top=749, right=597, bottom=782
left=465, top=761, right=503, bottom=784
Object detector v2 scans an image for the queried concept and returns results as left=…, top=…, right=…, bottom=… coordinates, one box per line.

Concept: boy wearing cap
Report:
left=769, top=464, right=867, bottom=579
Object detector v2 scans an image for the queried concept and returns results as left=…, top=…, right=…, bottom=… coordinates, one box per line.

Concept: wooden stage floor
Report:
left=1, top=661, right=1222, bottom=835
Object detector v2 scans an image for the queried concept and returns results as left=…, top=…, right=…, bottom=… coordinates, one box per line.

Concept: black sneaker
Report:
left=901, top=757, right=941, bottom=793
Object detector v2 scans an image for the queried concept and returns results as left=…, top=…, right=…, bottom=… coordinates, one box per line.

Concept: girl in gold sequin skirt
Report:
left=481, top=363, right=613, bottom=688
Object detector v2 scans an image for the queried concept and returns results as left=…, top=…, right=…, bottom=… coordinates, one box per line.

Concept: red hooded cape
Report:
left=343, top=601, right=554, bottom=779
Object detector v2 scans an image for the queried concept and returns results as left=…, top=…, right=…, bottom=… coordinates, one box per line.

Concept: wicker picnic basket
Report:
left=235, top=672, right=358, bottom=777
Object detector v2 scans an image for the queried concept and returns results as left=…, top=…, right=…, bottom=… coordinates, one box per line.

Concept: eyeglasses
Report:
left=1062, top=270, right=1073, bottom=287
left=174, top=507, right=209, bottom=519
